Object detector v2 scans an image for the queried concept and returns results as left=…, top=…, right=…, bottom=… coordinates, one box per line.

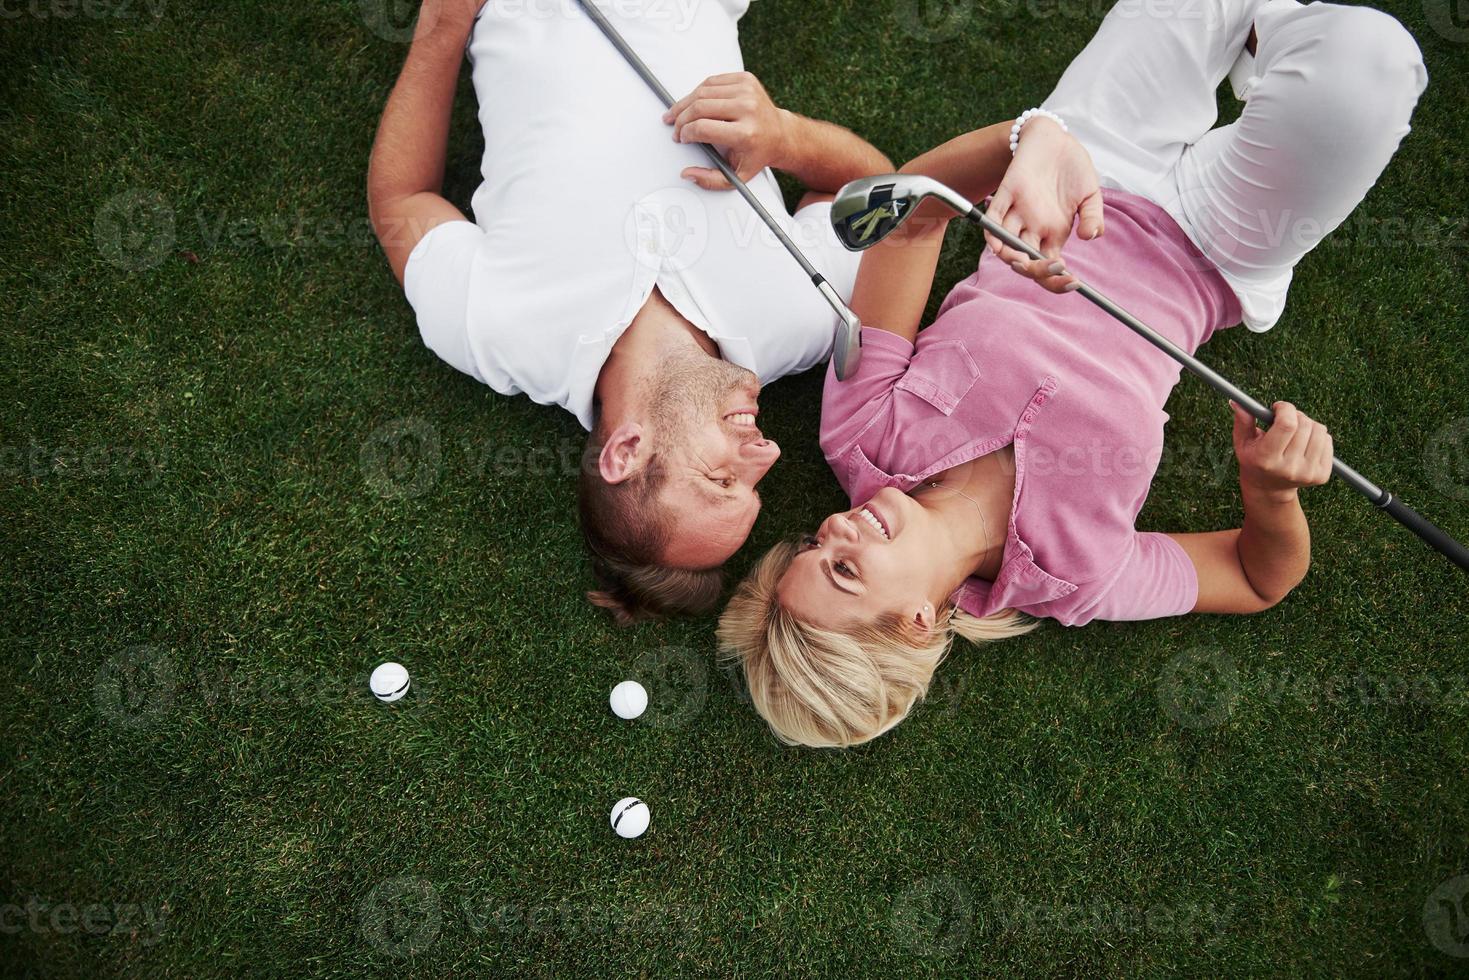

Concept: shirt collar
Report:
left=952, top=525, right=1078, bottom=615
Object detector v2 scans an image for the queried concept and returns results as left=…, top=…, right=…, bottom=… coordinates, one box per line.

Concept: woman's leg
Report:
left=1041, top=0, right=1268, bottom=200
left=1166, top=1, right=1428, bottom=330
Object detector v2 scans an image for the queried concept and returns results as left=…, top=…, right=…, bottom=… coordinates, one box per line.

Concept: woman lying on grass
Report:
left=717, top=0, right=1427, bottom=747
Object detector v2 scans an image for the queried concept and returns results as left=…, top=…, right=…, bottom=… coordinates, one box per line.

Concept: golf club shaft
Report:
left=968, top=206, right=1469, bottom=573
left=572, top=0, right=853, bottom=325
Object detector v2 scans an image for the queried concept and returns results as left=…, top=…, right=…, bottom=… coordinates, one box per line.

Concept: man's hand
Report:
left=1232, top=401, right=1335, bottom=501
left=663, top=72, right=793, bottom=190
left=984, top=117, right=1104, bottom=293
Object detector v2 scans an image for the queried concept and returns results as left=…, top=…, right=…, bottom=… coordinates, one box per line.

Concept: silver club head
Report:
left=832, top=305, right=862, bottom=381
left=818, top=279, right=863, bottom=381
left=830, top=174, right=976, bottom=251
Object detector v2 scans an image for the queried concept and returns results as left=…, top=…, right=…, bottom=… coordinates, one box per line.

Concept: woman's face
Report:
left=776, top=487, right=950, bottom=632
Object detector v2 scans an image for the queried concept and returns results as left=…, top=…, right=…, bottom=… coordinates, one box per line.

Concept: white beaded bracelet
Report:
left=1009, top=108, right=1068, bottom=154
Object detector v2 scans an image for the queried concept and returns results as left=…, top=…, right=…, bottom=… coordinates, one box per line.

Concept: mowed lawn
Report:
left=3, top=0, right=1468, bottom=975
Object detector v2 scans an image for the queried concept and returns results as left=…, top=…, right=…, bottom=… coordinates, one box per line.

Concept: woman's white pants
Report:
left=1043, top=0, right=1428, bottom=330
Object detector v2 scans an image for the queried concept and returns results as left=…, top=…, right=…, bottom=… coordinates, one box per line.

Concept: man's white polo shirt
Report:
left=403, top=0, right=861, bottom=430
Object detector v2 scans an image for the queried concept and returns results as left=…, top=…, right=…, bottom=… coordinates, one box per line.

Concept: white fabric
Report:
left=403, top=0, right=863, bottom=430
left=1043, top=0, right=1427, bottom=331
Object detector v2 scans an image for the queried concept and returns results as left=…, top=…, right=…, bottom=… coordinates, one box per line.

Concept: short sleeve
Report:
left=1085, top=531, right=1199, bottom=622
left=819, top=327, right=915, bottom=459
left=402, top=220, right=488, bottom=384
left=792, top=199, right=864, bottom=303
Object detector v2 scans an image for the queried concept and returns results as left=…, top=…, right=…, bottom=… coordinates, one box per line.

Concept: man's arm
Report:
left=778, top=114, right=894, bottom=203
left=663, top=72, right=891, bottom=195
left=367, top=0, right=483, bottom=285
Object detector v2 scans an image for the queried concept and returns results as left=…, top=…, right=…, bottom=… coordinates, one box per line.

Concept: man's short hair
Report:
left=577, top=439, right=723, bottom=623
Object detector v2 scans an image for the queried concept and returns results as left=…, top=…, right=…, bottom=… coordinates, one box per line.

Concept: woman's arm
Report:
left=984, top=117, right=1105, bottom=291
left=851, top=116, right=1107, bottom=342
left=846, top=122, right=1016, bottom=344
left=1169, top=401, right=1334, bottom=613
left=1168, top=505, right=1308, bottom=614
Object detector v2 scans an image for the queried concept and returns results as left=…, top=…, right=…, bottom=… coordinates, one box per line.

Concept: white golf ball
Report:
left=370, top=662, right=410, bottom=703
left=609, top=680, right=648, bottom=720
left=610, top=797, right=650, bottom=839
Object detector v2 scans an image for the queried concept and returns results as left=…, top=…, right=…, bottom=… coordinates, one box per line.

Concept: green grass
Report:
left=3, top=0, right=1468, bottom=975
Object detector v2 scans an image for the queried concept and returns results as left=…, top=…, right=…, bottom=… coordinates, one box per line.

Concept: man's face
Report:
left=649, top=350, right=781, bottom=568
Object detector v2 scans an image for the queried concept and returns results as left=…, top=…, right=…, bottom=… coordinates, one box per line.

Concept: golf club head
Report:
left=830, top=174, right=973, bottom=251
left=832, top=306, right=862, bottom=381
left=815, top=278, right=863, bottom=380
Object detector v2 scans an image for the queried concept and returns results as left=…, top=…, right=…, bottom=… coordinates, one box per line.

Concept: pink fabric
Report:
left=819, top=189, right=1242, bottom=626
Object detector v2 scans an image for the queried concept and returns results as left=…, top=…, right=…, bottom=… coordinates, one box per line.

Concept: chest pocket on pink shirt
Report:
left=894, top=340, right=981, bottom=416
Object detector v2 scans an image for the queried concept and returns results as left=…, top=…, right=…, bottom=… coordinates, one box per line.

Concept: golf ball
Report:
left=609, top=680, right=648, bottom=720
left=610, top=797, right=650, bottom=839
left=370, top=662, right=410, bottom=703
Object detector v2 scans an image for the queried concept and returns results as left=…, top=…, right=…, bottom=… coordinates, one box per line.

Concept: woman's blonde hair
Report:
left=717, top=538, right=1038, bottom=749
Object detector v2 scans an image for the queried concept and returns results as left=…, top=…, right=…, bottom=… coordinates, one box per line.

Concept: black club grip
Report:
left=1378, top=494, right=1469, bottom=573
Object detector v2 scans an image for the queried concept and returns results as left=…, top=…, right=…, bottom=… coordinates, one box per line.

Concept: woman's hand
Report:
left=984, top=117, right=1104, bottom=293
left=664, top=72, right=793, bottom=189
left=1232, top=401, right=1335, bottom=500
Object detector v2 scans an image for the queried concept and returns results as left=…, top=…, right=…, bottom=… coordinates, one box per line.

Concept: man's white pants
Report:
left=1043, top=0, right=1428, bottom=330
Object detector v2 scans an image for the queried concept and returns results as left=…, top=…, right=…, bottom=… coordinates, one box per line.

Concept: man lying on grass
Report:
left=367, top=0, right=889, bottom=622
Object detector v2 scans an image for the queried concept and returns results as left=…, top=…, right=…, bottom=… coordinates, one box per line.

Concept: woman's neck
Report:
left=916, top=449, right=1016, bottom=587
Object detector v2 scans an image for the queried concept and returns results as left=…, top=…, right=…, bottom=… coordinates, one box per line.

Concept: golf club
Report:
left=572, top=0, right=864, bottom=379
left=832, top=173, right=1469, bottom=574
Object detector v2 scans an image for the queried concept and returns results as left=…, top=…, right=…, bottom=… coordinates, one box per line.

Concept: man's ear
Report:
left=598, top=422, right=647, bottom=484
